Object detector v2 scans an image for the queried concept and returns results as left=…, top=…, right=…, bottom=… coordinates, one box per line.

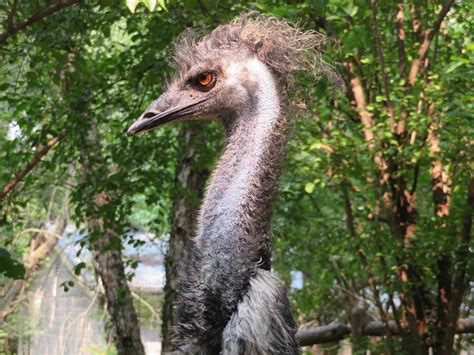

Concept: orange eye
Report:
left=198, top=72, right=213, bottom=87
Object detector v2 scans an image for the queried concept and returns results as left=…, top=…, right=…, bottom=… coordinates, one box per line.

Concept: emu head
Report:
left=127, top=13, right=331, bottom=136
left=127, top=51, right=258, bottom=136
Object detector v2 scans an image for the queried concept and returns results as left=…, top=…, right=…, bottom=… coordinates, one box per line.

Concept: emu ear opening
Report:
left=253, top=40, right=263, bottom=51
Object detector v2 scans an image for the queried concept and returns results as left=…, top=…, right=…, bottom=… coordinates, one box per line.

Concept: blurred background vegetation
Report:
left=0, top=0, right=472, bottom=354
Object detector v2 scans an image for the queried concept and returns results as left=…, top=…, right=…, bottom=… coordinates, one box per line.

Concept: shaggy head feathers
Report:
left=172, top=12, right=334, bottom=83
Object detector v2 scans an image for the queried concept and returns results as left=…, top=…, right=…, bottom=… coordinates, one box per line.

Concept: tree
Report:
left=269, top=1, right=472, bottom=353
left=0, top=1, right=176, bottom=353
left=0, top=1, right=471, bottom=354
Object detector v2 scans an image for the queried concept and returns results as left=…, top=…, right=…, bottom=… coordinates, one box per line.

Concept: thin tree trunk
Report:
left=161, top=124, right=209, bottom=353
left=89, top=223, right=145, bottom=355
left=407, top=0, right=455, bottom=87
left=434, top=178, right=474, bottom=354
left=428, top=111, right=455, bottom=355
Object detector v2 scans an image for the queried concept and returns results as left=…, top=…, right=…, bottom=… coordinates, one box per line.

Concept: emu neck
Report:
left=197, top=60, right=288, bottom=247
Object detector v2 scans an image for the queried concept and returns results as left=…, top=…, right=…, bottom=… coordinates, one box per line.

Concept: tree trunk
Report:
left=161, top=123, right=209, bottom=353
left=89, top=223, right=145, bottom=355
left=350, top=308, right=369, bottom=353
left=434, top=178, right=474, bottom=354
left=79, top=121, right=145, bottom=355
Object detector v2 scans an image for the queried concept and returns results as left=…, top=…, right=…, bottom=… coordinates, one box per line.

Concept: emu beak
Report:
left=127, top=95, right=208, bottom=136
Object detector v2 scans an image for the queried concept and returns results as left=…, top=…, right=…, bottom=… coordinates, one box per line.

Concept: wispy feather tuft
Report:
left=172, top=12, right=340, bottom=87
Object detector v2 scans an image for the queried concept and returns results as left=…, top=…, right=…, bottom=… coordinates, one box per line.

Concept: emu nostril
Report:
left=144, top=112, right=156, bottom=119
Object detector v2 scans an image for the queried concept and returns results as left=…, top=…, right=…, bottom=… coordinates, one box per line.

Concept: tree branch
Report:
left=346, top=60, right=389, bottom=183
left=346, top=61, right=375, bottom=144
left=410, top=163, right=420, bottom=195
left=409, top=3, right=422, bottom=41
left=428, top=115, right=450, bottom=218
left=434, top=177, right=473, bottom=353
left=296, top=318, right=474, bottom=346
left=435, top=253, right=452, bottom=351
left=395, top=0, right=408, bottom=79
left=0, top=130, right=68, bottom=200
left=408, top=0, right=455, bottom=87
left=131, top=291, right=160, bottom=319
left=451, top=177, right=474, bottom=312
left=0, top=0, right=81, bottom=46
left=370, top=0, right=396, bottom=132
left=6, top=0, right=19, bottom=33
left=341, top=183, right=394, bottom=344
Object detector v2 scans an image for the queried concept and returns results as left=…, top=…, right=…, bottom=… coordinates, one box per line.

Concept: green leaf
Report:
left=60, top=281, right=72, bottom=293
left=157, top=0, right=167, bottom=11
left=305, top=182, right=315, bottom=194
left=342, top=1, right=357, bottom=17
left=444, top=60, right=466, bottom=74
left=126, top=0, right=139, bottom=13
left=74, top=262, right=86, bottom=275
left=142, top=0, right=156, bottom=11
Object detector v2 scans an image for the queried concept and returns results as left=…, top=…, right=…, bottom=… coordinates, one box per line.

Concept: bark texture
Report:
left=89, top=224, right=145, bottom=355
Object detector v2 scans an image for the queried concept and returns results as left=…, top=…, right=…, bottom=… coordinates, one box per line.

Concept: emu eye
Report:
left=198, top=72, right=212, bottom=86
left=195, top=72, right=216, bottom=90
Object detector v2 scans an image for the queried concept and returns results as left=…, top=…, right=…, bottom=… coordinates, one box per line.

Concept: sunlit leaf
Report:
left=157, top=0, right=167, bottom=11
left=142, top=0, right=156, bottom=11
left=444, top=60, right=466, bottom=74
left=304, top=182, right=315, bottom=194
left=126, top=0, right=139, bottom=13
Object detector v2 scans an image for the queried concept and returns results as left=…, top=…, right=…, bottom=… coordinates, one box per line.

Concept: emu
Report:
left=128, top=14, right=329, bottom=354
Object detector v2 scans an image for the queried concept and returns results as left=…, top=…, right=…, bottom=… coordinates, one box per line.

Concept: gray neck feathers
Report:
left=175, top=59, right=294, bottom=352
left=197, top=59, right=288, bottom=248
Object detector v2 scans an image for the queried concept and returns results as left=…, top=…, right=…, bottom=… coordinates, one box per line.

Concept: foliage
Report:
left=0, top=248, right=25, bottom=279
left=126, top=0, right=168, bottom=13
left=0, top=0, right=472, bottom=353
left=270, top=0, right=473, bottom=352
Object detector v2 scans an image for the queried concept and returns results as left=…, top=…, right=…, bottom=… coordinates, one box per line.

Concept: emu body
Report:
left=127, top=13, right=329, bottom=354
